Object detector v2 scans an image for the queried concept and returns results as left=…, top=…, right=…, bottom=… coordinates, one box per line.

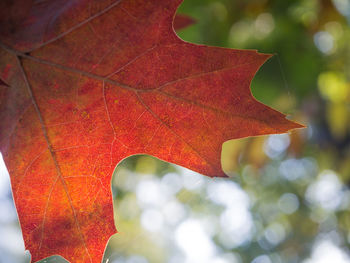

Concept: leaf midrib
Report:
left=15, top=55, right=93, bottom=262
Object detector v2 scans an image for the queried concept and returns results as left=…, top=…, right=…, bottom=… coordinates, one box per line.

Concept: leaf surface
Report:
left=173, top=14, right=196, bottom=31
left=0, top=0, right=303, bottom=262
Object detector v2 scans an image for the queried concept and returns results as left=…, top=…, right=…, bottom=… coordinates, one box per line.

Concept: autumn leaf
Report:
left=0, top=0, right=303, bottom=262
left=173, top=14, right=196, bottom=31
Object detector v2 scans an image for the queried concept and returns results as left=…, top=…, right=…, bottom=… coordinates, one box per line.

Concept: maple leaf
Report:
left=0, top=0, right=303, bottom=262
left=173, top=14, right=196, bottom=31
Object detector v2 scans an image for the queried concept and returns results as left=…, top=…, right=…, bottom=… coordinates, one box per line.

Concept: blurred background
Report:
left=1, top=0, right=350, bottom=262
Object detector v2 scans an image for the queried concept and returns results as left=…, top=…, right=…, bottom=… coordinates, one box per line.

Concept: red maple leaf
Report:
left=173, top=14, right=196, bottom=31
left=0, top=0, right=303, bottom=262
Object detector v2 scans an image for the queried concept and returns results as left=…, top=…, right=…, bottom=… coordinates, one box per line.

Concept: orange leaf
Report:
left=0, top=0, right=303, bottom=262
